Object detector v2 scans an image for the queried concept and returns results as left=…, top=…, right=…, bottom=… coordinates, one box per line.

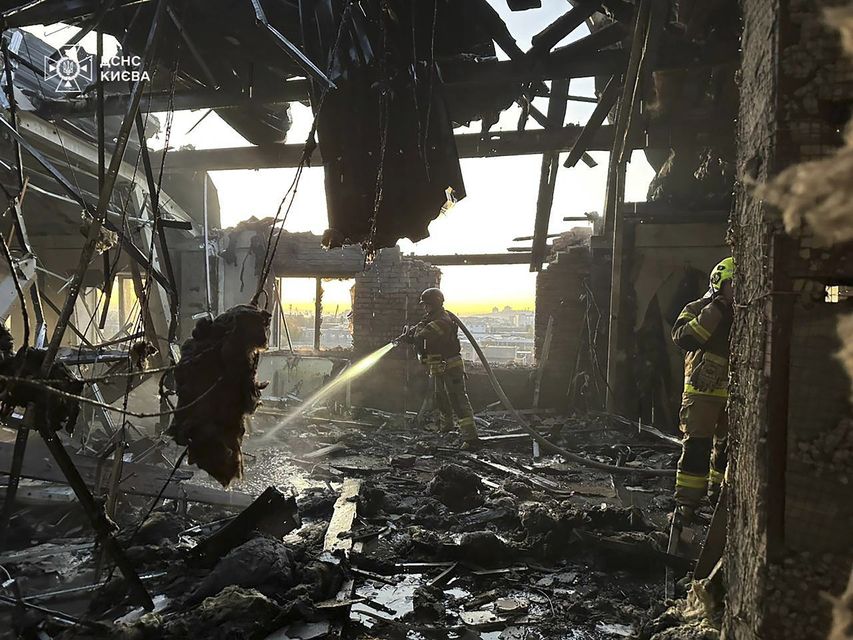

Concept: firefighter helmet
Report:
left=710, top=257, right=735, bottom=292
left=419, top=288, right=445, bottom=308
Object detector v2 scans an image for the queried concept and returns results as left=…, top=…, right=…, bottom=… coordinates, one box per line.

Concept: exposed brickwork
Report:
left=727, top=1, right=853, bottom=638
left=221, top=224, right=364, bottom=279
left=725, top=0, right=782, bottom=635
left=351, top=248, right=440, bottom=355
left=535, top=245, right=607, bottom=410
left=778, top=0, right=853, bottom=164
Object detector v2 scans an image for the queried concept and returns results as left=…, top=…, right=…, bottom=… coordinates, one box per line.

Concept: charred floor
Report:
left=0, top=1, right=851, bottom=640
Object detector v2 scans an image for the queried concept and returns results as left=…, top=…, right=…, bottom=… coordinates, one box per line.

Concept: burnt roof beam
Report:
left=563, top=75, right=621, bottom=168
left=528, top=0, right=603, bottom=57
left=35, top=38, right=733, bottom=119
left=153, top=124, right=621, bottom=171
left=529, top=79, right=569, bottom=271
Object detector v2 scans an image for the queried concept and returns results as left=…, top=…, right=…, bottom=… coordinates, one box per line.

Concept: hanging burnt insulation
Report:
left=169, top=305, right=271, bottom=486
left=0, top=325, right=83, bottom=433
left=301, top=0, right=468, bottom=251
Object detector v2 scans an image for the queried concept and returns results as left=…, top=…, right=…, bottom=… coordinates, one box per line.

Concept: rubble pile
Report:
left=795, top=417, right=853, bottom=479
left=638, top=579, right=722, bottom=640
left=765, top=551, right=853, bottom=640
left=0, top=406, right=688, bottom=639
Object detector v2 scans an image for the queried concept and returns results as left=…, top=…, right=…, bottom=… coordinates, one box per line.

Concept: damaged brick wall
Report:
left=351, top=248, right=440, bottom=355
left=785, top=303, right=852, bottom=553
left=535, top=245, right=603, bottom=410
left=348, top=249, right=438, bottom=412
left=725, top=0, right=782, bottom=636
left=727, top=1, right=853, bottom=638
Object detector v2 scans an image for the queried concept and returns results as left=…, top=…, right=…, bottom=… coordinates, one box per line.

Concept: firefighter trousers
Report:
left=431, top=362, right=478, bottom=442
left=675, top=393, right=728, bottom=506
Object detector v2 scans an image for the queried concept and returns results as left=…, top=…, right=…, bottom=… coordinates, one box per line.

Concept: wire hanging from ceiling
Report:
left=251, top=0, right=354, bottom=309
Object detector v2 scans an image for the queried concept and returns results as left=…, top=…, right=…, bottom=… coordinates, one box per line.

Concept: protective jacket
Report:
left=672, top=295, right=732, bottom=398
left=411, top=309, right=462, bottom=366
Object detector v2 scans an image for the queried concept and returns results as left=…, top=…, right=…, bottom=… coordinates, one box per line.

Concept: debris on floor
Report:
left=0, top=404, right=690, bottom=639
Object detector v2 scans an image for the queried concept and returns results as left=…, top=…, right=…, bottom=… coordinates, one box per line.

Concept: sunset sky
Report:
left=32, top=2, right=655, bottom=315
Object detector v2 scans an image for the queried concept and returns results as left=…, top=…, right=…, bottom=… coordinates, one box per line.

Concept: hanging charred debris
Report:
left=170, top=305, right=272, bottom=487
left=0, top=0, right=851, bottom=640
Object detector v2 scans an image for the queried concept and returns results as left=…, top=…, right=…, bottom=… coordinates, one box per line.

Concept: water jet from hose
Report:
left=260, top=342, right=396, bottom=440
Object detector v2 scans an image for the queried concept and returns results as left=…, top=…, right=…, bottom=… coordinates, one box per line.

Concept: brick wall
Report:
left=351, top=248, right=440, bottom=355
left=727, top=1, right=853, bottom=638
left=725, top=0, right=783, bottom=636
left=535, top=245, right=602, bottom=410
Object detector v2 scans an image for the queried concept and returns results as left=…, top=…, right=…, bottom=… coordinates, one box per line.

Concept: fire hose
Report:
left=447, top=312, right=676, bottom=478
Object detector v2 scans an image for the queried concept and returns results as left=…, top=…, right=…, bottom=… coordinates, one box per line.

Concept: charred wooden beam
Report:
left=39, top=80, right=311, bottom=118
left=167, top=4, right=219, bottom=90
left=155, top=125, right=617, bottom=171
left=417, top=253, right=536, bottom=266
left=471, top=0, right=526, bottom=59
left=507, top=0, right=541, bottom=10
left=528, top=0, right=603, bottom=57
left=249, top=0, right=334, bottom=89
left=564, top=75, right=621, bottom=169
left=605, top=0, right=664, bottom=413
left=530, top=79, right=569, bottom=271
left=550, top=21, right=628, bottom=61
left=443, top=48, right=627, bottom=86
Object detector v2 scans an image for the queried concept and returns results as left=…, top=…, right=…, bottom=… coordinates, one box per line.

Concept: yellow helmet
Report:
left=710, top=257, right=735, bottom=292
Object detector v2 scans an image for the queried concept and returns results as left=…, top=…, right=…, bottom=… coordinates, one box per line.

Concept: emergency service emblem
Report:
left=44, top=46, right=94, bottom=93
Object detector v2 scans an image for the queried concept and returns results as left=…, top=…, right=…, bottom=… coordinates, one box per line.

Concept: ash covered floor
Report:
left=1, top=404, right=703, bottom=640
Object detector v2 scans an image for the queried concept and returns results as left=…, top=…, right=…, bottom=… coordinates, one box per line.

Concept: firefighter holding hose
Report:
left=398, top=288, right=481, bottom=451
left=671, top=257, right=735, bottom=524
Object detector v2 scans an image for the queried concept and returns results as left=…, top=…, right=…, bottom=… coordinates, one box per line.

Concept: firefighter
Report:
left=671, top=257, right=734, bottom=522
left=404, top=288, right=481, bottom=450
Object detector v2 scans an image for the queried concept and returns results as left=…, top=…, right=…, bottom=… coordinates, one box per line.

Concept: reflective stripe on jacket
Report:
left=672, top=296, right=732, bottom=397
left=412, top=309, right=462, bottom=362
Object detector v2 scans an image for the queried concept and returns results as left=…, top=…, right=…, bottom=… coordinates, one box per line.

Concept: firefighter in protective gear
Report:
left=406, top=288, right=480, bottom=449
left=671, top=257, right=734, bottom=519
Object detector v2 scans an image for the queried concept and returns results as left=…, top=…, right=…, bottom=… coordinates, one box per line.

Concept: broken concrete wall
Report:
left=216, top=224, right=364, bottom=313
left=726, top=1, right=853, bottom=638
left=178, top=247, right=216, bottom=340
left=351, top=249, right=440, bottom=355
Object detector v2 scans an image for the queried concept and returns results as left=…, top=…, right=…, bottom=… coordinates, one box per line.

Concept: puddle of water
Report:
left=349, top=573, right=609, bottom=640
left=351, top=573, right=423, bottom=626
